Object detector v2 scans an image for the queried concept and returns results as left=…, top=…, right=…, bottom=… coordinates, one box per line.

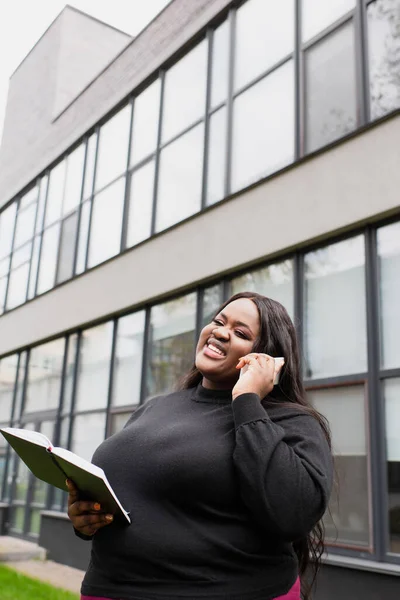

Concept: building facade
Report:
left=0, top=0, right=399, bottom=597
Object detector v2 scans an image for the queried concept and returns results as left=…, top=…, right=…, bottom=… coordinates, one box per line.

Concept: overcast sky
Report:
left=0, top=0, right=171, bottom=142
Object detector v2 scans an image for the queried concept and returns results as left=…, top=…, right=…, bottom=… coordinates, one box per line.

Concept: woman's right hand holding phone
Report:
left=66, top=479, right=114, bottom=536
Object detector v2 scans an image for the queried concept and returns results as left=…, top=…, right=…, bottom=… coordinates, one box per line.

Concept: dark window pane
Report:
left=304, top=236, right=367, bottom=378
left=368, top=0, right=400, bottom=120
left=202, top=284, right=223, bottom=327
left=37, top=223, right=60, bottom=295
left=232, top=60, right=294, bottom=192
left=75, top=200, right=91, bottom=275
left=75, top=323, right=113, bottom=411
left=57, top=212, right=79, bottom=283
left=206, top=107, right=227, bottom=206
left=24, top=339, right=65, bottom=413
left=35, top=176, right=48, bottom=235
left=95, top=106, right=131, bottom=192
left=127, top=160, right=155, bottom=247
left=130, top=80, right=161, bottom=165
left=231, top=260, right=294, bottom=321
left=147, top=293, right=197, bottom=397
left=113, top=311, right=146, bottom=407
left=13, top=352, right=28, bottom=425
left=310, top=386, right=370, bottom=548
left=378, top=221, right=400, bottom=369
left=88, top=177, right=125, bottom=268
left=162, top=42, right=207, bottom=142
left=306, top=22, right=357, bottom=152
left=235, top=0, right=294, bottom=91
left=63, top=144, right=85, bottom=216
left=83, top=134, right=97, bottom=200
left=384, top=378, right=400, bottom=555
left=302, top=0, right=355, bottom=41
left=156, top=124, right=204, bottom=232
left=27, top=236, right=40, bottom=300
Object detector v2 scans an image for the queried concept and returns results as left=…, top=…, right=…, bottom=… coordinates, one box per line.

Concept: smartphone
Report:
left=240, top=356, right=285, bottom=385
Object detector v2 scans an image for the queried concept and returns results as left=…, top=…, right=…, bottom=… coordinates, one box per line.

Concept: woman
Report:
left=68, top=292, right=333, bottom=600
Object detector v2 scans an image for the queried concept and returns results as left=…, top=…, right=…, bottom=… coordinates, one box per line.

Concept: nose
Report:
left=213, top=326, right=229, bottom=341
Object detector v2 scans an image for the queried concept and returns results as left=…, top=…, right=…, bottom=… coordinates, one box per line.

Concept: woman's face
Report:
left=195, top=298, right=260, bottom=389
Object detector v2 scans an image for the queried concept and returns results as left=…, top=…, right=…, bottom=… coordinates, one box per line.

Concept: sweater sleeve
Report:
left=232, top=393, right=333, bottom=542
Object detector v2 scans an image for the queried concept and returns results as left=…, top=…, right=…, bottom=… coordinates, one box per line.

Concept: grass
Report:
left=0, top=564, right=80, bottom=600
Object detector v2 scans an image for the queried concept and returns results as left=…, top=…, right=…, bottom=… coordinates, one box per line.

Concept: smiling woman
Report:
left=66, top=291, right=333, bottom=600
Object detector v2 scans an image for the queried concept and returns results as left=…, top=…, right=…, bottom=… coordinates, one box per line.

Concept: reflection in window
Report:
left=0, top=355, right=18, bottom=422
left=27, top=236, right=40, bottom=300
left=232, top=60, right=294, bottom=192
left=113, top=311, right=145, bottom=407
left=35, top=176, right=48, bottom=235
left=62, top=334, right=78, bottom=417
left=13, top=352, right=27, bottom=425
left=95, top=105, right=131, bottom=192
left=384, top=378, right=400, bottom=554
left=202, top=284, right=223, bottom=327
left=235, top=0, right=294, bottom=91
left=75, top=201, right=91, bottom=274
left=206, top=107, right=227, bottom=206
left=210, top=21, right=230, bottom=109
left=6, top=257, right=30, bottom=309
left=368, top=0, right=400, bottom=120
left=378, top=222, right=400, bottom=369
left=37, top=223, right=60, bottom=295
left=88, top=177, right=125, bottom=268
left=302, top=0, right=356, bottom=42
left=231, top=260, right=294, bottom=321
left=57, top=212, right=79, bottom=283
left=304, top=236, right=367, bottom=378
left=63, top=144, right=85, bottom=216
left=147, top=293, right=197, bottom=397
left=162, top=41, right=207, bottom=142
left=310, top=386, right=370, bottom=547
left=109, top=412, right=131, bottom=436
left=83, top=134, right=97, bottom=200
left=127, top=161, right=155, bottom=247
left=45, top=161, right=66, bottom=226
left=24, top=340, right=65, bottom=413
left=130, top=80, right=161, bottom=165
left=156, top=124, right=204, bottom=232
left=75, top=323, right=113, bottom=411
left=14, top=189, right=37, bottom=249
left=306, top=22, right=357, bottom=152
left=0, top=204, right=17, bottom=261
left=71, top=413, right=106, bottom=461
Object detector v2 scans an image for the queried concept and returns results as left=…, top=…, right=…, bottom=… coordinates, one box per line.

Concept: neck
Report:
left=201, top=377, right=235, bottom=391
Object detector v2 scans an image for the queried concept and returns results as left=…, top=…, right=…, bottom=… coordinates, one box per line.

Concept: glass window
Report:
left=37, top=223, right=60, bottom=295
left=206, top=107, right=227, bottom=206
left=75, top=323, right=113, bottom=411
left=302, top=0, right=356, bottom=42
left=127, top=160, right=155, bottom=247
left=45, top=161, right=66, bottom=226
left=76, top=200, right=91, bottom=274
left=71, top=413, right=106, bottom=461
left=368, top=0, right=400, bottom=121
left=109, top=412, right=131, bottom=436
left=156, top=124, right=204, bottom=233
left=235, top=0, right=295, bottom=91
left=27, top=236, right=40, bottom=300
left=83, top=134, right=97, bottom=200
left=310, top=386, right=370, bottom=547
left=112, top=311, right=146, bottom=407
left=202, top=284, right=223, bottom=327
left=384, top=378, right=400, bottom=554
left=35, top=176, right=48, bottom=235
left=62, top=334, right=78, bottom=417
left=6, top=261, right=30, bottom=310
left=130, top=80, right=161, bottom=166
left=232, top=60, right=294, bottom=192
left=147, top=293, right=197, bottom=397
left=162, top=41, right=207, bottom=142
left=304, top=236, right=367, bottom=379
left=63, top=144, right=85, bottom=216
left=0, top=204, right=17, bottom=260
left=306, top=22, right=357, bottom=153
left=210, top=21, right=230, bottom=109
left=0, top=432, right=8, bottom=499
left=0, top=277, right=7, bottom=314
left=378, top=222, right=400, bottom=369
left=88, top=177, right=125, bottom=268
left=14, top=193, right=37, bottom=248
left=231, top=260, right=294, bottom=321
left=13, top=352, right=27, bottom=425
left=57, top=212, right=79, bottom=283
left=24, top=340, right=65, bottom=413
left=95, top=106, right=131, bottom=192
left=0, top=355, right=18, bottom=422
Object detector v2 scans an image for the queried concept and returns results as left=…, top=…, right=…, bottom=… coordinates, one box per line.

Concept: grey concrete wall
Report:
left=0, top=114, right=398, bottom=356
left=0, top=0, right=232, bottom=209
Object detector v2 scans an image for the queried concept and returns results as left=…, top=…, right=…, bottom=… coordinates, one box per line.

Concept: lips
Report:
left=203, top=338, right=226, bottom=359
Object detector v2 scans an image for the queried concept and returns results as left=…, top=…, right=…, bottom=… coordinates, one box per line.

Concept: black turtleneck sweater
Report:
left=79, top=385, right=333, bottom=600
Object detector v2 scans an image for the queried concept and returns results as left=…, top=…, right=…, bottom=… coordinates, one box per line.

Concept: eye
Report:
left=212, top=319, right=224, bottom=326
left=235, top=330, right=249, bottom=340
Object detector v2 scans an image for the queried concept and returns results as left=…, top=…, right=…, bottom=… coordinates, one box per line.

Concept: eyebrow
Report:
left=219, top=312, right=255, bottom=336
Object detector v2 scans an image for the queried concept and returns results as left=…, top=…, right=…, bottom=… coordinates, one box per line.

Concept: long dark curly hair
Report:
left=178, top=291, right=332, bottom=600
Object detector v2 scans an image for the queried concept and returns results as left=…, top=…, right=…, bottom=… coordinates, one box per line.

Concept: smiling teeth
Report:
left=208, top=343, right=224, bottom=356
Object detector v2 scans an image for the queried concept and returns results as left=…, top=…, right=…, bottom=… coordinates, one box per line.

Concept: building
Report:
left=0, top=0, right=399, bottom=597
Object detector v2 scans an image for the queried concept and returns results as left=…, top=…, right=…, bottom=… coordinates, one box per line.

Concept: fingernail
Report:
left=105, top=514, right=113, bottom=522
left=93, top=503, right=101, bottom=511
